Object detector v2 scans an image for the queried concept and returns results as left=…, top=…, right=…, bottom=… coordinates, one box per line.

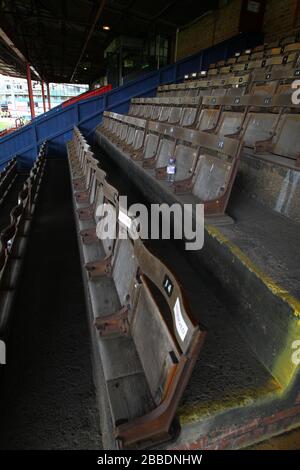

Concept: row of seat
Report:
left=0, top=157, right=17, bottom=208
left=0, top=144, right=46, bottom=338
left=100, top=110, right=243, bottom=215
left=128, top=94, right=300, bottom=166
left=184, top=38, right=300, bottom=80
left=100, top=91, right=299, bottom=208
left=158, top=66, right=299, bottom=97
left=67, top=127, right=206, bottom=449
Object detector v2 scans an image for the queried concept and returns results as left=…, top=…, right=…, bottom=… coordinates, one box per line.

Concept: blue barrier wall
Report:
left=0, top=32, right=263, bottom=169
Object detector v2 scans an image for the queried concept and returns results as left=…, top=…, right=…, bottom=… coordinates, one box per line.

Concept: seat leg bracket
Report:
left=95, top=306, right=130, bottom=337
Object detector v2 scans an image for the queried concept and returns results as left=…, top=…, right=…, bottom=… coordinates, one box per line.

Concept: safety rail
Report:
left=62, top=84, right=113, bottom=108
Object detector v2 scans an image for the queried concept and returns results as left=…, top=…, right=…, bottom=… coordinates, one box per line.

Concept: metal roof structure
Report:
left=0, top=0, right=219, bottom=83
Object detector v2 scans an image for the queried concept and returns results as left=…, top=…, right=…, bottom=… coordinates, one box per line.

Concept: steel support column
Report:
left=41, top=80, right=46, bottom=113
left=26, top=62, right=35, bottom=119
left=47, top=83, right=51, bottom=110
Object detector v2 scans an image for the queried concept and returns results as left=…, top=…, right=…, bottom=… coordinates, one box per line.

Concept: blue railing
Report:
left=0, top=32, right=263, bottom=168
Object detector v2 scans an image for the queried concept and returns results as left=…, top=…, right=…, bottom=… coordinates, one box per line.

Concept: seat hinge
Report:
left=85, top=256, right=112, bottom=278
left=95, top=306, right=130, bottom=337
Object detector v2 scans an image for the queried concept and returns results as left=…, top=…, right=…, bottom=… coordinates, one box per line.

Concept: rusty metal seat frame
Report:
left=68, top=128, right=206, bottom=449
left=0, top=157, right=18, bottom=208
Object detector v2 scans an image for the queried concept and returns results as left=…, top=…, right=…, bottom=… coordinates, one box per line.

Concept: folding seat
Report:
left=121, top=117, right=147, bottom=155
left=236, top=95, right=282, bottom=149
left=157, top=98, right=173, bottom=122
left=133, top=121, right=161, bottom=164
left=283, top=42, right=300, bottom=54
left=151, top=124, right=184, bottom=174
left=68, top=137, right=92, bottom=192
left=129, top=99, right=141, bottom=117
left=207, top=67, right=218, bottom=77
left=0, top=157, right=17, bottom=207
left=210, top=77, right=230, bottom=96
left=73, top=152, right=99, bottom=208
left=0, top=148, right=46, bottom=336
left=118, top=117, right=135, bottom=148
left=154, top=126, right=200, bottom=181
left=179, top=96, right=202, bottom=128
left=252, top=94, right=300, bottom=165
left=249, top=50, right=264, bottom=61
left=157, top=84, right=169, bottom=97
left=74, top=157, right=107, bottom=226
left=226, top=57, right=237, bottom=66
left=99, top=111, right=110, bottom=134
left=149, top=97, right=163, bottom=120
left=68, top=148, right=206, bottom=448
left=247, top=58, right=264, bottom=71
left=68, top=134, right=90, bottom=182
left=132, top=100, right=145, bottom=118
left=71, top=146, right=94, bottom=193
left=250, top=67, right=300, bottom=95
left=103, top=112, right=119, bottom=138
left=186, top=79, right=212, bottom=97
left=88, top=203, right=206, bottom=449
left=142, top=99, right=154, bottom=119
left=166, top=97, right=185, bottom=124
left=264, top=51, right=296, bottom=69
left=204, top=95, right=247, bottom=138
left=112, top=115, right=130, bottom=145
left=172, top=83, right=189, bottom=97
left=130, top=98, right=152, bottom=117
left=252, top=44, right=265, bottom=54
left=111, top=115, right=127, bottom=143
left=146, top=97, right=163, bottom=121
left=165, top=97, right=201, bottom=126
left=77, top=167, right=115, bottom=254
left=195, top=96, right=222, bottom=132
left=143, top=122, right=175, bottom=169
left=219, top=65, right=233, bottom=75
left=264, top=43, right=282, bottom=59
left=172, top=131, right=242, bottom=216
left=236, top=49, right=252, bottom=64
left=109, top=116, right=125, bottom=143
left=112, top=116, right=134, bottom=148
left=231, top=61, right=249, bottom=73
left=129, top=99, right=139, bottom=116
left=109, top=115, right=124, bottom=143
left=100, top=112, right=114, bottom=137
left=226, top=73, right=250, bottom=96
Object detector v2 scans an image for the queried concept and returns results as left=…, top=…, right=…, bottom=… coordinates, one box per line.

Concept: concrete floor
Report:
left=0, top=159, right=101, bottom=449
left=249, top=428, right=300, bottom=450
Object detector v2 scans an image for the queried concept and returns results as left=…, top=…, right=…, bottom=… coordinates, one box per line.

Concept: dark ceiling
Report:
left=0, top=0, right=219, bottom=84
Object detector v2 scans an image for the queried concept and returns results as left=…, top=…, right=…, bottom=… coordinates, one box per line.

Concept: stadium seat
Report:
left=67, top=127, right=206, bottom=449
left=0, top=157, right=17, bottom=207
left=0, top=144, right=46, bottom=337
